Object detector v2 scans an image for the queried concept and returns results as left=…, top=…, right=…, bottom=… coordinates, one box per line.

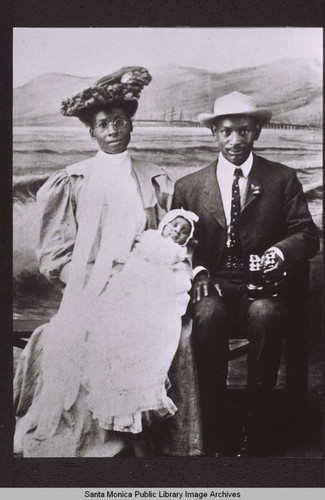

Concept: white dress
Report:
left=85, top=230, right=192, bottom=433
left=14, top=154, right=203, bottom=457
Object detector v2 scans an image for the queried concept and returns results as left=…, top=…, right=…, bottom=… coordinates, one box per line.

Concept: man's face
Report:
left=90, top=107, right=132, bottom=154
left=162, top=216, right=191, bottom=245
left=212, top=115, right=261, bottom=166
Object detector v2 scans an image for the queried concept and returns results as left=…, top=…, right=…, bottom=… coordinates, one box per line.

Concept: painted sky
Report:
left=13, top=27, right=323, bottom=88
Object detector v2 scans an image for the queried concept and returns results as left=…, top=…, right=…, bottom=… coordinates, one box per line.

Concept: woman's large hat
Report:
left=198, top=91, right=272, bottom=128
left=61, top=66, right=151, bottom=117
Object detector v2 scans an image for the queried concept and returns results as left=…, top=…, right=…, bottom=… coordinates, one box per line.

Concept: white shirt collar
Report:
left=217, top=152, right=253, bottom=178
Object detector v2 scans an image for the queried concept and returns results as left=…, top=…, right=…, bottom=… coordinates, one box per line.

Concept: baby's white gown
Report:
left=84, top=230, right=192, bottom=433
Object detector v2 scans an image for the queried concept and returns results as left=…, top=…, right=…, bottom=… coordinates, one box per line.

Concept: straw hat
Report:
left=198, top=91, right=272, bottom=128
left=60, top=66, right=151, bottom=118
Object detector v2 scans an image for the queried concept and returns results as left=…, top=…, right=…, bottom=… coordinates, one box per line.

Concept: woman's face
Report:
left=90, top=106, right=132, bottom=154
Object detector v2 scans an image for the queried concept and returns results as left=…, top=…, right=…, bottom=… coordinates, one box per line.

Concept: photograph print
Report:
left=13, top=27, right=322, bottom=459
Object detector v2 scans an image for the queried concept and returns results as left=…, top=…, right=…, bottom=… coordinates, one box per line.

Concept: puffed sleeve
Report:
left=36, top=169, right=78, bottom=281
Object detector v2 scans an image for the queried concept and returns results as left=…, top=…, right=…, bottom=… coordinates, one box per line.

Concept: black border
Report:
left=2, top=0, right=324, bottom=488
left=11, top=0, right=325, bottom=27
left=0, top=0, right=13, bottom=489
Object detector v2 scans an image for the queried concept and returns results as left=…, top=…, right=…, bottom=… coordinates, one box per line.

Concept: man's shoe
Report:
left=236, top=424, right=256, bottom=457
left=204, top=439, right=232, bottom=457
left=214, top=449, right=231, bottom=458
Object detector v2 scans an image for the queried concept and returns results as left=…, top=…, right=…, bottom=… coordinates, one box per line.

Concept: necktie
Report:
left=229, top=168, right=243, bottom=255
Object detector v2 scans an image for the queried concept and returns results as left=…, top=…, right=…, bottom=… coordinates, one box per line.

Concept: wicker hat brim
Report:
left=75, top=99, right=138, bottom=120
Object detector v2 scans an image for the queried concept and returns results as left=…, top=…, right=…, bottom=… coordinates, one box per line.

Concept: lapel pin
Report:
left=251, top=184, right=261, bottom=195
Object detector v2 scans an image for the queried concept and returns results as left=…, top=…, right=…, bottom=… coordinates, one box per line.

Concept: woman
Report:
left=14, top=67, right=203, bottom=457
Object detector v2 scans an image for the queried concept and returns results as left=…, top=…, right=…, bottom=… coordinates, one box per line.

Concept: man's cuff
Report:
left=192, top=266, right=210, bottom=279
left=267, top=246, right=285, bottom=262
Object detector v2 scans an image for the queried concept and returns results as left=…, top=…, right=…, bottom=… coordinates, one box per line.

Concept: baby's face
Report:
left=162, top=216, right=191, bottom=245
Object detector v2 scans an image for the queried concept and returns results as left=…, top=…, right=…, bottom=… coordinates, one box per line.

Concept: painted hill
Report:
left=13, top=57, right=322, bottom=127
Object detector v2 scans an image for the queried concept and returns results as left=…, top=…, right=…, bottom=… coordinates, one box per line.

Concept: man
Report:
left=172, top=91, right=319, bottom=456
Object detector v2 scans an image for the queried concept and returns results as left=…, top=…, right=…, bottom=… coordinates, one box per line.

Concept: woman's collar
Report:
left=96, top=148, right=129, bottom=163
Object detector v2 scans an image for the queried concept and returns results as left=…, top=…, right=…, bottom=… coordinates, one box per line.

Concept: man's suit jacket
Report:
left=172, top=154, right=319, bottom=277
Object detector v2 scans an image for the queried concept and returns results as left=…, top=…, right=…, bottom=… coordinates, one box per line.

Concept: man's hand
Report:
left=261, top=249, right=286, bottom=282
left=193, top=273, right=210, bottom=303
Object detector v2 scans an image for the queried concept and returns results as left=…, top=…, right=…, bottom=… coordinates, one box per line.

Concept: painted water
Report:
left=13, top=125, right=322, bottom=331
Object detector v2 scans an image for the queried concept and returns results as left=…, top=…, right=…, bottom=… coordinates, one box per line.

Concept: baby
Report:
left=85, top=209, right=198, bottom=434
left=160, top=213, right=193, bottom=245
